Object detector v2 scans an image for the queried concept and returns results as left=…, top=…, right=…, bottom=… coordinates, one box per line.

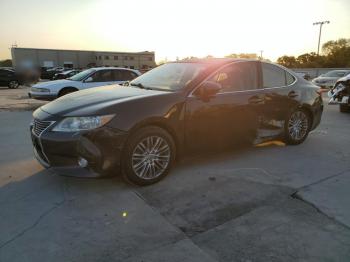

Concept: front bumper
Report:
left=30, top=122, right=128, bottom=178
left=328, top=84, right=350, bottom=105
left=29, top=91, right=57, bottom=101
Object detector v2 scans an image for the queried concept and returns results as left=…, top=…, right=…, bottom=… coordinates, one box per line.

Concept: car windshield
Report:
left=68, top=69, right=95, bottom=81
left=129, top=63, right=208, bottom=91
left=323, top=71, right=349, bottom=77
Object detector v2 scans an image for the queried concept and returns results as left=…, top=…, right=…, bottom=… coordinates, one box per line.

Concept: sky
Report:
left=0, top=0, right=349, bottom=62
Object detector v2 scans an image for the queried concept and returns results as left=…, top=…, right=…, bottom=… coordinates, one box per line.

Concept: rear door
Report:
left=114, top=70, right=139, bottom=85
left=259, top=62, right=299, bottom=137
left=185, top=61, right=265, bottom=151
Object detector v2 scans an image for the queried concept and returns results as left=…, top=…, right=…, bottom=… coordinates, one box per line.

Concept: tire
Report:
left=339, top=104, right=350, bottom=113
left=284, top=109, right=311, bottom=145
left=58, top=87, right=77, bottom=97
left=8, top=80, right=19, bottom=89
left=121, top=126, right=176, bottom=186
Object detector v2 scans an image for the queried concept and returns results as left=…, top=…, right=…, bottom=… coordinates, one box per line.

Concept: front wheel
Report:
left=8, top=80, right=19, bottom=89
left=121, top=126, right=176, bottom=186
left=284, top=109, right=311, bottom=145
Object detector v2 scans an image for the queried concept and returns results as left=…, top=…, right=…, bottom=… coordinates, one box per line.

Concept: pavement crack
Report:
left=294, top=168, right=350, bottom=193
left=291, top=190, right=350, bottom=231
left=0, top=179, right=69, bottom=250
left=0, top=199, right=65, bottom=249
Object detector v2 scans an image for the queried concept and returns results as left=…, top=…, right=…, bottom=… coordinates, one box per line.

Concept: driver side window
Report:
left=208, top=62, right=258, bottom=93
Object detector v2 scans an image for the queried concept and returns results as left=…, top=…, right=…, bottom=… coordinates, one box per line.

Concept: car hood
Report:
left=33, top=79, right=75, bottom=88
left=40, top=85, right=168, bottom=116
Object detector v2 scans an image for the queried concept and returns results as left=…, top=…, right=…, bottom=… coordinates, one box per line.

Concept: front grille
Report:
left=33, top=119, right=53, bottom=136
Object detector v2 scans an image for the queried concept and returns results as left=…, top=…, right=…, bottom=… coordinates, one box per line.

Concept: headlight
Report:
left=52, top=115, right=114, bottom=132
left=31, top=87, right=50, bottom=92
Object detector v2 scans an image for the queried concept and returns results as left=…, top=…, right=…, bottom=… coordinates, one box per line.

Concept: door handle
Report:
left=288, top=91, right=298, bottom=98
left=249, top=96, right=265, bottom=104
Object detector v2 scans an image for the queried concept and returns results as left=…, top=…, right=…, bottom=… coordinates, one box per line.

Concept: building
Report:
left=11, top=47, right=156, bottom=70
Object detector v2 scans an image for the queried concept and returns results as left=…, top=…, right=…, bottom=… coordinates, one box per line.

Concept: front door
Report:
left=185, top=61, right=265, bottom=151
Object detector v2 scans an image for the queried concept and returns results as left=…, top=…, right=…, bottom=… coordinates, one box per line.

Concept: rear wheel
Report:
left=122, top=126, right=176, bottom=186
left=8, top=80, right=19, bottom=89
left=339, top=104, right=350, bottom=113
left=284, top=109, right=310, bottom=145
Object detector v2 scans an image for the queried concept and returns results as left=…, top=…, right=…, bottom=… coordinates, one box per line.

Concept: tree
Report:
left=225, top=53, right=258, bottom=59
left=0, top=59, right=12, bottom=67
left=296, top=52, right=325, bottom=68
left=322, top=38, right=350, bottom=67
left=277, top=56, right=298, bottom=68
left=276, top=38, right=350, bottom=68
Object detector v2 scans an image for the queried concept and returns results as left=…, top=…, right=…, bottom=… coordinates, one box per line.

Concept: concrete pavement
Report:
left=0, top=100, right=350, bottom=261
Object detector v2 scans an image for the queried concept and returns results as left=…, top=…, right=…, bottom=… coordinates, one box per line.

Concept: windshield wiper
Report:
left=130, top=82, right=150, bottom=89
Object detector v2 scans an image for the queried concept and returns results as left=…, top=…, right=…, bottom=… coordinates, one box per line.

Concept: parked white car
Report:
left=311, top=70, right=350, bottom=89
left=29, top=67, right=141, bottom=100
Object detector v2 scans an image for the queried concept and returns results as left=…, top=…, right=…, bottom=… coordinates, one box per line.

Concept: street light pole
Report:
left=313, top=21, right=330, bottom=55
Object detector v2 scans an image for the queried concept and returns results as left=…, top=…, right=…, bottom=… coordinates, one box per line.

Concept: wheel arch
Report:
left=299, top=105, right=314, bottom=129
left=58, top=86, right=79, bottom=96
left=126, top=119, right=182, bottom=160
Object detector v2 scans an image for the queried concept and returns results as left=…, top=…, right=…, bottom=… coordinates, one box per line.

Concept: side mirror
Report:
left=85, top=77, right=93, bottom=83
left=195, top=81, right=221, bottom=101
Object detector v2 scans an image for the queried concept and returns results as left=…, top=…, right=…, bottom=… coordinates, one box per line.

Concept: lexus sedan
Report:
left=30, top=59, right=323, bottom=185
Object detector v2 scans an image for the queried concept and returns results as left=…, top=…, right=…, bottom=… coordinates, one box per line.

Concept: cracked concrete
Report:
left=1, top=98, right=350, bottom=261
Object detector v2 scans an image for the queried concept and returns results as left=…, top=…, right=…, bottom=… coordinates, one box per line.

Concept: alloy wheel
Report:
left=9, top=81, right=19, bottom=89
left=131, top=136, right=171, bottom=179
left=288, top=111, right=309, bottom=141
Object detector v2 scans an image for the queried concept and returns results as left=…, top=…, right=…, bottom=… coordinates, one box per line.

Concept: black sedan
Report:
left=52, top=69, right=81, bottom=80
left=30, top=59, right=323, bottom=185
left=0, top=68, right=24, bottom=88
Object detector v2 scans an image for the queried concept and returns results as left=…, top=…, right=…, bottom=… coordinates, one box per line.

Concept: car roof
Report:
left=0, top=68, right=14, bottom=72
left=172, top=58, right=258, bottom=66
left=90, top=67, right=140, bottom=73
left=60, top=70, right=77, bottom=74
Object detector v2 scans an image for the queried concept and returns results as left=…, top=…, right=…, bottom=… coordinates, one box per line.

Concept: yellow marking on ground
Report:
left=255, top=140, right=286, bottom=147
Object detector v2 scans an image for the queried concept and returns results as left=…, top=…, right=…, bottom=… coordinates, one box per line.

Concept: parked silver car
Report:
left=312, top=70, right=350, bottom=89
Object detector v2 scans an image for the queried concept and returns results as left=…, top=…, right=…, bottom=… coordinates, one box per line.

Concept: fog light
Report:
left=78, top=157, right=88, bottom=168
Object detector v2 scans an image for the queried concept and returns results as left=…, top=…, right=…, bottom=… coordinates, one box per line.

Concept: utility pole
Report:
left=313, top=21, right=330, bottom=55
left=259, top=50, right=263, bottom=60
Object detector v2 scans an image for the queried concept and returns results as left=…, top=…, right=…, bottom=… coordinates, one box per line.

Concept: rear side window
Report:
left=286, top=71, right=295, bottom=85
left=115, top=70, right=138, bottom=81
left=262, top=63, right=295, bottom=88
left=209, top=62, right=259, bottom=92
